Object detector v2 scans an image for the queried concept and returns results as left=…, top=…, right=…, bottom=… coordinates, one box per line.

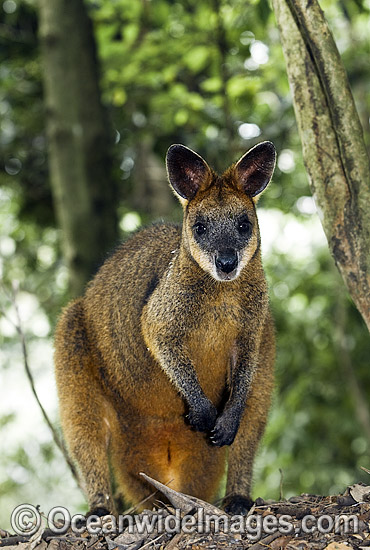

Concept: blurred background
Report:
left=0, top=0, right=369, bottom=530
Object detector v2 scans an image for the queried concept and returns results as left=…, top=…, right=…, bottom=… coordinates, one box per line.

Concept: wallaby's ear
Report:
left=166, top=144, right=210, bottom=200
left=235, top=141, right=276, bottom=197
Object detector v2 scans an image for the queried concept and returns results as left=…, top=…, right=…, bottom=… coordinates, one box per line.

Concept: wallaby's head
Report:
left=166, top=142, right=276, bottom=281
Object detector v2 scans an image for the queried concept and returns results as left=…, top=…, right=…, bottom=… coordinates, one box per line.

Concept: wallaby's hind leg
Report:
left=54, top=300, right=114, bottom=514
left=225, top=320, right=275, bottom=515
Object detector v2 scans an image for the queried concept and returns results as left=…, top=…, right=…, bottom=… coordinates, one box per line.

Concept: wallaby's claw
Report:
left=187, top=399, right=217, bottom=433
left=210, top=411, right=239, bottom=447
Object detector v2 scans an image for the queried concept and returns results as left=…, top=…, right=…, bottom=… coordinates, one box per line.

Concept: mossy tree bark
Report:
left=272, top=0, right=370, bottom=332
left=38, top=0, right=118, bottom=298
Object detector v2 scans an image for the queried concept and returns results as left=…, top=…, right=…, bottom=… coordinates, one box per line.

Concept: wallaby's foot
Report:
left=73, top=506, right=112, bottom=530
left=210, top=408, right=241, bottom=447
left=223, top=494, right=254, bottom=515
left=186, top=398, right=217, bottom=433
left=87, top=506, right=111, bottom=518
left=87, top=492, right=115, bottom=518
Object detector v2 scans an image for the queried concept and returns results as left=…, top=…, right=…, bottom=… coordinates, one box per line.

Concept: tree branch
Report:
left=271, top=0, right=370, bottom=332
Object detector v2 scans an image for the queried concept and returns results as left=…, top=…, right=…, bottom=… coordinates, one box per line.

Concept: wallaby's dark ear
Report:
left=235, top=141, right=276, bottom=197
left=166, top=144, right=210, bottom=200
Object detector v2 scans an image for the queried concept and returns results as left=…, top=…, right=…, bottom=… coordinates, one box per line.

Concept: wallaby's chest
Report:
left=146, top=285, right=242, bottom=404
left=185, top=307, right=239, bottom=404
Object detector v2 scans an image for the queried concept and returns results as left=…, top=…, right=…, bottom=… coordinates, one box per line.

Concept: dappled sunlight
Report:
left=259, top=208, right=327, bottom=259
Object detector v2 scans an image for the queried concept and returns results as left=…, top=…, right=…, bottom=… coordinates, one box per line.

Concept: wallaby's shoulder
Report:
left=81, top=222, right=182, bottom=319
left=88, top=223, right=181, bottom=285
left=109, top=222, right=182, bottom=262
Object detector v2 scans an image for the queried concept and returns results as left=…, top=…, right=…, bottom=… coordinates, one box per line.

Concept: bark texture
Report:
left=272, top=0, right=370, bottom=332
left=38, top=0, right=118, bottom=298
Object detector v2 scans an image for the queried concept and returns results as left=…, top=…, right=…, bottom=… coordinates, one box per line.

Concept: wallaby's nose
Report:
left=215, top=249, right=238, bottom=274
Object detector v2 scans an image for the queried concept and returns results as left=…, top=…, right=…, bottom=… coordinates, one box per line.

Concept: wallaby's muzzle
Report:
left=215, top=249, right=238, bottom=277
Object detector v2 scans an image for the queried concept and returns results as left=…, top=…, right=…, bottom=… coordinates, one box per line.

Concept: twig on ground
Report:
left=279, top=468, right=284, bottom=501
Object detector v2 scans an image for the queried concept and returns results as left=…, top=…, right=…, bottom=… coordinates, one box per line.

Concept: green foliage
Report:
left=0, top=1, right=52, bottom=226
left=258, top=232, right=370, bottom=499
left=0, top=0, right=369, bottom=529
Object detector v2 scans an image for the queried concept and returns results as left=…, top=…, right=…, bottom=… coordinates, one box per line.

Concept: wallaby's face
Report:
left=166, top=142, right=276, bottom=281
left=184, top=188, right=259, bottom=281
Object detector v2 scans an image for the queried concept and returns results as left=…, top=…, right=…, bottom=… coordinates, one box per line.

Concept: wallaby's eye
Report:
left=238, top=220, right=252, bottom=235
left=194, top=222, right=207, bottom=236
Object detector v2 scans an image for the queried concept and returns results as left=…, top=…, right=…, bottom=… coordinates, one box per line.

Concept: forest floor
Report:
left=1, top=478, right=370, bottom=550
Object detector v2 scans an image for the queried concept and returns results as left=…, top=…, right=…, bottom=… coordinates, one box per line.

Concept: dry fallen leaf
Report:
left=270, top=535, right=293, bottom=549
left=286, top=541, right=309, bottom=550
left=349, top=484, right=370, bottom=503
left=324, top=542, right=353, bottom=550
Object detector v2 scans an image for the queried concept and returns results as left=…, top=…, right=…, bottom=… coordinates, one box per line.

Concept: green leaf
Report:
left=227, top=75, right=259, bottom=98
left=183, top=46, right=210, bottom=73
left=200, top=77, right=222, bottom=93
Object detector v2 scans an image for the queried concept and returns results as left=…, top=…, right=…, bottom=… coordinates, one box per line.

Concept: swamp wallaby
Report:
left=54, top=141, right=276, bottom=516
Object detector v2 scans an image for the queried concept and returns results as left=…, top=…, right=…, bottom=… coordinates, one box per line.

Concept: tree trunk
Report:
left=271, top=0, right=370, bottom=332
left=132, top=138, right=174, bottom=219
left=38, top=0, right=118, bottom=298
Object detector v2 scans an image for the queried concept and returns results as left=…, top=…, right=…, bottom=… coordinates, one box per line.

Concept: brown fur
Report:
left=54, top=142, right=276, bottom=515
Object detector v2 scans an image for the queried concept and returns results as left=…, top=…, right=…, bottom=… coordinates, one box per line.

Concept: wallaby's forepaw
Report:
left=223, top=494, right=254, bottom=515
left=187, top=398, right=217, bottom=433
left=209, top=409, right=240, bottom=447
